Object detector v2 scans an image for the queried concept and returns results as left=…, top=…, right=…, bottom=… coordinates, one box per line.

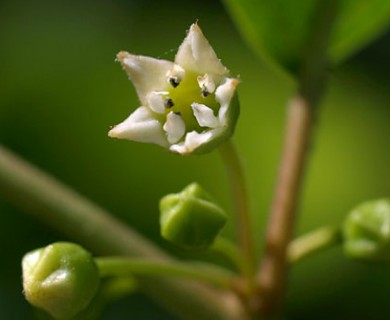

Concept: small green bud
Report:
left=22, top=242, right=100, bottom=319
left=343, top=199, right=390, bottom=261
left=160, top=183, right=227, bottom=249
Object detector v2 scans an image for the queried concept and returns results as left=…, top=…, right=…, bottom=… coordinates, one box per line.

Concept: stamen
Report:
left=165, top=98, right=175, bottom=108
left=166, top=65, right=185, bottom=88
left=197, top=74, right=216, bottom=98
left=169, top=77, right=180, bottom=88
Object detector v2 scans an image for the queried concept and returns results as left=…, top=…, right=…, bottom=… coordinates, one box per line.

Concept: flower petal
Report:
left=108, top=106, right=168, bottom=147
left=163, top=111, right=186, bottom=144
left=117, top=52, right=174, bottom=106
left=191, top=103, right=220, bottom=128
left=146, top=91, right=168, bottom=114
left=175, top=24, right=228, bottom=76
left=215, top=78, right=239, bottom=125
left=170, top=129, right=222, bottom=155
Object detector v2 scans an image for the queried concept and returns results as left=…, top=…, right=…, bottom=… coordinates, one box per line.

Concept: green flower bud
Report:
left=160, top=183, right=227, bottom=249
left=22, top=242, right=100, bottom=319
left=343, top=198, right=390, bottom=261
left=108, top=23, right=240, bottom=155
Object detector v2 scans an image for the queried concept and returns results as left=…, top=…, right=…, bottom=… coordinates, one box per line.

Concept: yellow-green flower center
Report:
left=165, top=71, right=219, bottom=132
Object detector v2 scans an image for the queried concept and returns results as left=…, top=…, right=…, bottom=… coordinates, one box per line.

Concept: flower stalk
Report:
left=288, top=226, right=342, bottom=265
left=210, top=236, right=245, bottom=272
left=219, top=140, right=255, bottom=279
left=97, top=257, right=235, bottom=289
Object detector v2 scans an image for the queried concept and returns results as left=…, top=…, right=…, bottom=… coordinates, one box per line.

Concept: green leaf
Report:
left=223, top=0, right=390, bottom=74
left=223, top=0, right=317, bottom=73
left=329, top=0, right=390, bottom=63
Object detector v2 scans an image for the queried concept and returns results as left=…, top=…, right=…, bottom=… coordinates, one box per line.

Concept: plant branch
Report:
left=219, top=140, right=255, bottom=278
left=256, top=1, right=339, bottom=315
left=211, top=236, right=245, bottom=272
left=287, top=226, right=342, bottom=265
left=256, top=93, right=315, bottom=315
left=0, top=145, right=245, bottom=320
left=97, top=257, right=235, bottom=289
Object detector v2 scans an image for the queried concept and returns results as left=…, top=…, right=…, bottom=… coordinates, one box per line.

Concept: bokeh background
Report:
left=1, top=0, right=390, bottom=319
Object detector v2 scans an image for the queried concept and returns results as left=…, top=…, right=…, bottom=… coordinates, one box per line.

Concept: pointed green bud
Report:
left=160, top=183, right=227, bottom=249
left=343, top=199, right=390, bottom=261
left=109, top=23, right=240, bottom=155
left=22, top=242, right=100, bottom=319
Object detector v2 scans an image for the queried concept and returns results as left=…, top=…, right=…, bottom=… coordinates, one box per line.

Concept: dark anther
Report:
left=201, top=88, right=209, bottom=98
left=165, top=98, right=174, bottom=108
left=174, top=111, right=181, bottom=116
left=169, top=77, right=179, bottom=88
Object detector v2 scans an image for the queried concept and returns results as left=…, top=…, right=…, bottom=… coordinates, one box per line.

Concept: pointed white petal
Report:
left=170, top=129, right=220, bottom=155
left=175, top=24, right=228, bottom=76
left=163, top=112, right=186, bottom=144
left=215, top=78, right=239, bottom=125
left=215, top=78, right=239, bottom=106
left=108, top=106, right=168, bottom=147
left=146, top=91, right=168, bottom=114
left=117, top=52, right=174, bottom=106
left=192, top=103, right=220, bottom=128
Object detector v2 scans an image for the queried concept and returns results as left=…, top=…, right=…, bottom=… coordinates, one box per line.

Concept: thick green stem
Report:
left=219, top=140, right=255, bottom=280
left=288, top=226, right=342, bottom=265
left=0, top=145, right=245, bottom=320
left=97, top=257, right=235, bottom=289
left=256, top=1, right=338, bottom=315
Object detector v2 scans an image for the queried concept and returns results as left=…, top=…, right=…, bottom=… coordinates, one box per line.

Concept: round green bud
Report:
left=343, top=198, right=390, bottom=261
left=22, top=242, right=100, bottom=319
left=160, top=183, right=227, bottom=250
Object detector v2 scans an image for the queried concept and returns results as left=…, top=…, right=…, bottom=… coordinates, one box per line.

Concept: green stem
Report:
left=211, top=236, right=245, bottom=272
left=219, top=140, right=255, bottom=278
left=287, top=226, right=342, bottom=265
left=256, top=1, right=339, bottom=316
left=97, top=257, right=235, bottom=289
left=0, top=145, right=245, bottom=320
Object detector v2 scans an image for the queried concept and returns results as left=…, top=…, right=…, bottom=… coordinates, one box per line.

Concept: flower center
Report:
left=165, top=71, right=220, bottom=132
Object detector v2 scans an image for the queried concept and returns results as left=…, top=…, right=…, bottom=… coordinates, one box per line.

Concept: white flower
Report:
left=109, top=23, right=239, bottom=155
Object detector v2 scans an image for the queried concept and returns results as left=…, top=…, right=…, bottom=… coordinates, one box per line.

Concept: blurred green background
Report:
left=1, top=0, right=390, bottom=319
